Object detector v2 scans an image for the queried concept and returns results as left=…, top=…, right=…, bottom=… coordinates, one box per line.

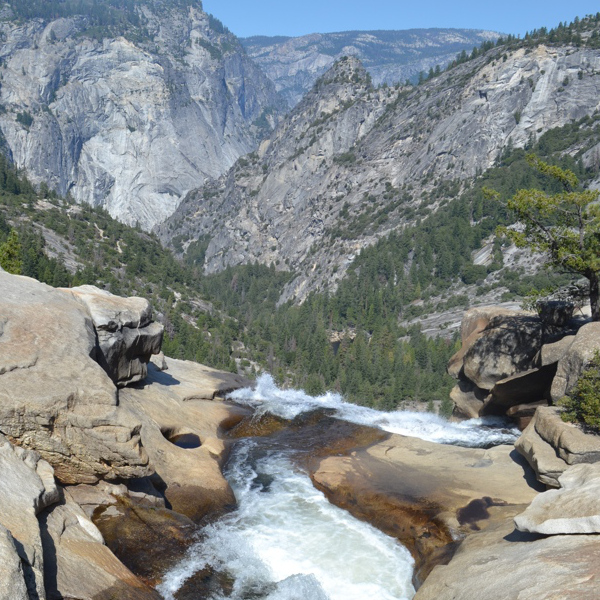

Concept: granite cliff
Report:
left=0, top=1, right=284, bottom=229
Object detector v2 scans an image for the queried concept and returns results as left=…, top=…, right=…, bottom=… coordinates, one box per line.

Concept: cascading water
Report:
left=158, top=374, right=520, bottom=599
left=158, top=440, right=415, bottom=600
left=229, top=374, right=520, bottom=447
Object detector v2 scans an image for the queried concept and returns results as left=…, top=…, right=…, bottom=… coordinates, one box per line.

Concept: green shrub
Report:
left=559, top=350, right=600, bottom=432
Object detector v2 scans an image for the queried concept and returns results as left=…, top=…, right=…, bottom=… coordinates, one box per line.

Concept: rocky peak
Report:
left=242, top=28, right=501, bottom=107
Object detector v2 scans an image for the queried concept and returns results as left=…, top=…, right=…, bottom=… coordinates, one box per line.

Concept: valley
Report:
left=2, top=4, right=600, bottom=599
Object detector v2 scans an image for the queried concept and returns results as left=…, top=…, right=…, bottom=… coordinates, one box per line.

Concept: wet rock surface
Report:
left=307, top=432, right=542, bottom=587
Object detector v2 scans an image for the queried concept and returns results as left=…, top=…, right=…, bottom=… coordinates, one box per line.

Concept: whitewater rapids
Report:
left=158, top=374, right=519, bottom=599
left=229, top=373, right=520, bottom=448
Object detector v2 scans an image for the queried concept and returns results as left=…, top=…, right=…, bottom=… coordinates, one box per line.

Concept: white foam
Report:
left=158, top=441, right=415, bottom=600
left=229, top=374, right=520, bottom=447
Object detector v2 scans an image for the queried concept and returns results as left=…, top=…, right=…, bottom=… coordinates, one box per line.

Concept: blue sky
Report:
left=202, top=0, right=600, bottom=38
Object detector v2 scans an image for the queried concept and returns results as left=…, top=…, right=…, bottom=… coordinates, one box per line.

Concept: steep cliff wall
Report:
left=0, top=3, right=284, bottom=229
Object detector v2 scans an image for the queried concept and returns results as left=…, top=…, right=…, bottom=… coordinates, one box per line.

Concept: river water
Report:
left=158, top=375, right=519, bottom=600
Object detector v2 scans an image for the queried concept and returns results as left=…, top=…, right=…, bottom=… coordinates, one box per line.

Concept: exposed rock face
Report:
left=515, top=463, right=600, bottom=534
left=309, top=433, right=541, bottom=586
left=0, top=428, right=158, bottom=600
left=41, top=489, right=162, bottom=600
left=0, top=525, right=29, bottom=600
left=162, top=44, right=600, bottom=303
left=242, top=29, right=500, bottom=107
left=447, top=306, right=521, bottom=379
left=119, top=357, right=250, bottom=521
left=551, top=321, right=600, bottom=401
left=462, top=314, right=543, bottom=390
left=65, top=285, right=163, bottom=386
left=515, top=407, right=600, bottom=487
left=447, top=306, right=585, bottom=423
left=414, top=518, right=600, bottom=600
left=0, top=433, right=58, bottom=600
left=0, top=4, right=284, bottom=229
left=0, top=271, right=150, bottom=484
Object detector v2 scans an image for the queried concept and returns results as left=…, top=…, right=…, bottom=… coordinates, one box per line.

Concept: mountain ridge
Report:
left=160, top=36, right=600, bottom=305
left=241, top=28, right=501, bottom=106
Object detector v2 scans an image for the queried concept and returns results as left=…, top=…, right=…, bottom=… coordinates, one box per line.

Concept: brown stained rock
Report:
left=450, top=380, right=488, bottom=419
left=507, top=401, right=549, bottom=431
left=481, top=364, right=556, bottom=416
left=551, top=322, right=600, bottom=402
left=414, top=519, right=600, bottom=600
left=93, top=497, right=197, bottom=587
left=515, top=463, right=600, bottom=535
left=448, top=307, right=522, bottom=379
left=462, top=314, right=544, bottom=390
left=41, top=490, right=161, bottom=600
left=0, top=272, right=150, bottom=484
left=309, top=434, right=542, bottom=587
left=119, top=359, right=250, bottom=523
left=64, top=285, right=164, bottom=387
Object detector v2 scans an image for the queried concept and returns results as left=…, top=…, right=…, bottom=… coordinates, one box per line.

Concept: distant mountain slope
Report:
left=160, top=27, right=600, bottom=305
left=0, top=0, right=285, bottom=229
left=241, top=28, right=501, bottom=106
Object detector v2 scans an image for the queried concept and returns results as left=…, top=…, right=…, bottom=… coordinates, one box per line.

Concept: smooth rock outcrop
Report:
left=119, top=358, right=250, bottom=522
left=0, top=271, right=150, bottom=484
left=414, top=519, right=600, bottom=600
left=515, top=407, right=600, bottom=487
left=65, top=285, right=163, bottom=386
left=538, top=334, right=575, bottom=367
left=309, top=433, right=542, bottom=585
left=551, top=322, right=600, bottom=401
left=515, top=463, right=600, bottom=534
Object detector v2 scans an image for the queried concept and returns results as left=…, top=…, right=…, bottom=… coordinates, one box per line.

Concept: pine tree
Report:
left=0, top=230, right=22, bottom=274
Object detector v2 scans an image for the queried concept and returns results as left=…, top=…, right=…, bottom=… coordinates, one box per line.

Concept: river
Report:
left=158, top=374, right=519, bottom=600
